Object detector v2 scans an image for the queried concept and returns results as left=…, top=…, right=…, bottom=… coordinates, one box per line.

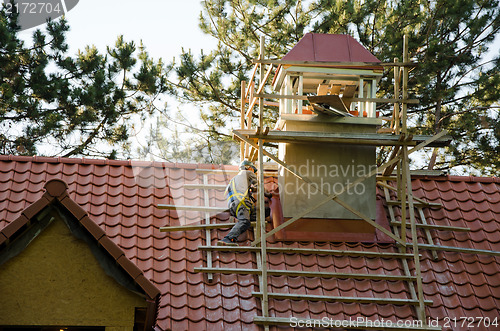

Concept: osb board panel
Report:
left=0, top=215, right=146, bottom=327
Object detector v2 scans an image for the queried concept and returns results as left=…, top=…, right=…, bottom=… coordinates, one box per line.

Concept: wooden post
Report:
left=359, top=77, right=364, bottom=116
left=240, top=81, right=246, bottom=162
left=402, top=36, right=409, bottom=134
left=382, top=184, right=418, bottom=301
left=400, top=150, right=408, bottom=244
left=245, top=81, right=254, bottom=158
left=404, top=146, right=427, bottom=323
left=297, top=74, right=303, bottom=114
left=203, top=174, right=214, bottom=282
left=418, top=208, right=440, bottom=260
left=259, top=36, right=265, bottom=128
left=393, top=57, right=400, bottom=133
left=257, top=138, right=269, bottom=318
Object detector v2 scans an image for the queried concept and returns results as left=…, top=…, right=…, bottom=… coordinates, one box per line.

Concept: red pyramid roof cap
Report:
left=282, top=33, right=381, bottom=64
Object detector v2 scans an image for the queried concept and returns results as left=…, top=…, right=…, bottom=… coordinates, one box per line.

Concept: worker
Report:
left=218, top=160, right=271, bottom=246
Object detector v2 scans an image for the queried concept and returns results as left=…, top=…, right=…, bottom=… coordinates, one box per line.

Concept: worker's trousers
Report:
left=224, top=199, right=271, bottom=241
left=224, top=200, right=256, bottom=241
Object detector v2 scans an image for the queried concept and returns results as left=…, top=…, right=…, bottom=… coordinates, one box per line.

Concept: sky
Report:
left=19, top=0, right=216, bottom=63
left=12, top=0, right=500, bottom=168
left=16, top=0, right=218, bottom=160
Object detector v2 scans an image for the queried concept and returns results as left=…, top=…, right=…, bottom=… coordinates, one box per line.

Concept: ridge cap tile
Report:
left=22, top=194, right=51, bottom=219
left=98, top=236, right=125, bottom=260
left=0, top=232, right=7, bottom=246
left=117, top=254, right=143, bottom=280
left=59, top=195, right=87, bottom=220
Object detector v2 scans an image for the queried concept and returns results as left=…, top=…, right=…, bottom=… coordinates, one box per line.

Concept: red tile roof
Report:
left=1, top=155, right=500, bottom=330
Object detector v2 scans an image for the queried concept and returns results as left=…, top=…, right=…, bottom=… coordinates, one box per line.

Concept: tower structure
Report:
left=273, top=34, right=384, bottom=239
left=159, top=33, right=456, bottom=330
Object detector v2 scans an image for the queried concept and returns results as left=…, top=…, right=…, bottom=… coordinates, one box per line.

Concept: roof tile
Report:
left=1, top=157, right=500, bottom=329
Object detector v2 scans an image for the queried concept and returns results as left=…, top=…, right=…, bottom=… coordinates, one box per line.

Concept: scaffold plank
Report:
left=159, top=222, right=255, bottom=232
left=157, top=204, right=227, bottom=212
left=233, top=129, right=451, bottom=147
left=197, top=245, right=417, bottom=258
left=184, top=184, right=226, bottom=190
left=252, top=292, right=433, bottom=305
left=390, top=221, right=470, bottom=232
left=194, top=267, right=416, bottom=281
left=416, top=243, right=500, bottom=257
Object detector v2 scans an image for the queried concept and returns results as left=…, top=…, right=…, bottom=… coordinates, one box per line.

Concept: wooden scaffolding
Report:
left=157, top=36, right=500, bottom=330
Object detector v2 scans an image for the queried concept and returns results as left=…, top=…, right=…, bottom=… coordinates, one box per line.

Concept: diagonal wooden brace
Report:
left=233, top=130, right=448, bottom=247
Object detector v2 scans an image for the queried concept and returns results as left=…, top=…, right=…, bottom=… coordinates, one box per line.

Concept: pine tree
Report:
left=0, top=8, right=169, bottom=158
left=165, top=0, right=500, bottom=174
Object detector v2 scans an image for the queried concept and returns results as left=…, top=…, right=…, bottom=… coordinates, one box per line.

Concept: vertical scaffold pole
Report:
left=393, top=57, right=400, bottom=133
left=240, top=81, right=246, bottom=162
left=402, top=36, right=409, bottom=134
left=259, top=35, right=265, bottom=129
left=258, top=138, right=269, bottom=320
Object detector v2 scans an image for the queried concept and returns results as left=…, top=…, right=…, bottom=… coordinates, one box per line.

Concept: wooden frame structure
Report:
left=158, top=35, right=500, bottom=330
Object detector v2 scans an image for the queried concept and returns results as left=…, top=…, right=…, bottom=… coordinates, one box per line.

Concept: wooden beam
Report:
left=234, top=129, right=451, bottom=147
left=245, top=64, right=259, bottom=99
left=255, top=64, right=274, bottom=95
left=195, top=169, right=239, bottom=174
left=197, top=245, right=417, bottom=259
left=157, top=204, right=227, bottom=212
left=386, top=200, right=441, bottom=208
left=382, top=136, right=404, bottom=175
left=255, top=93, right=419, bottom=104
left=257, top=136, right=269, bottom=318
left=252, top=292, right=433, bottom=306
left=195, top=267, right=261, bottom=275
left=377, top=181, right=442, bottom=208
left=390, top=221, right=470, bottom=232
left=202, top=174, right=214, bottom=282
left=393, top=57, right=400, bottom=133
left=408, top=130, right=448, bottom=154
left=258, top=35, right=265, bottom=129
left=195, top=267, right=416, bottom=281
left=417, top=207, right=439, bottom=260
left=252, top=59, right=418, bottom=68
left=404, top=144, right=426, bottom=322
left=402, top=36, right=409, bottom=134
left=416, top=243, right=500, bottom=257
left=383, top=183, right=418, bottom=301
left=184, top=184, right=226, bottom=190
left=159, top=222, right=255, bottom=232
left=240, top=80, right=246, bottom=161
